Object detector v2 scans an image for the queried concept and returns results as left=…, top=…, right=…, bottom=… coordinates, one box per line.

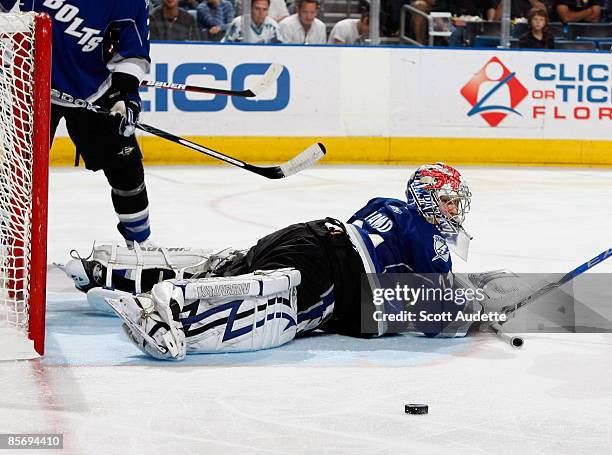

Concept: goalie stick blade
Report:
left=247, top=142, right=326, bottom=179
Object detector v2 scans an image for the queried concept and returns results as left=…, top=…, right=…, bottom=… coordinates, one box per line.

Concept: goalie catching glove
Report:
left=453, top=270, right=540, bottom=332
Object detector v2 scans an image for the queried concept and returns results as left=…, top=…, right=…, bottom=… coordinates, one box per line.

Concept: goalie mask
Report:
left=406, top=162, right=473, bottom=260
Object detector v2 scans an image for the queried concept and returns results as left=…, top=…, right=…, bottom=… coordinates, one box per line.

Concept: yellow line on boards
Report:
left=49, top=136, right=612, bottom=167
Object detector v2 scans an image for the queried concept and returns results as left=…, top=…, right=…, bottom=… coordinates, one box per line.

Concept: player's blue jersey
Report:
left=0, top=0, right=150, bottom=104
left=346, top=197, right=452, bottom=274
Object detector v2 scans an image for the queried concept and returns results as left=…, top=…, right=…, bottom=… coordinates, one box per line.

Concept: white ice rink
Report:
left=2, top=164, right=612, bottom=454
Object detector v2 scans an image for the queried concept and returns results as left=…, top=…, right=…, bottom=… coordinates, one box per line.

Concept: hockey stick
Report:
left=140, top=63, right=284, bottom=98
left=136, top=123, right=326, bottom=179
left=50, top=90, right=326, bottom=179
left=490, top=247, right=612, bottom=348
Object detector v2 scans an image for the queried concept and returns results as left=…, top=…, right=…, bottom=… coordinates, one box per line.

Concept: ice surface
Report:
left=1, top=165, right=611, bottom=454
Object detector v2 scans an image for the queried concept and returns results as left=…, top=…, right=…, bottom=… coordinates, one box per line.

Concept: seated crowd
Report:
left=149, top=0, right=369, bottom=44
left=408, top=0, right=612, bottom=48
left=148, top=0, right=612, bottom=49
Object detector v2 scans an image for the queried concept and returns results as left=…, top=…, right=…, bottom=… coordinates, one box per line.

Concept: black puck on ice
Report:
left=405, top=404, right=428, bottom=415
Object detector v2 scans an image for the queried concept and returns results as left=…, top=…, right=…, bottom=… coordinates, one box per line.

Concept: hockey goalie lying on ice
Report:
left=62, top=163, right=525, bottom=360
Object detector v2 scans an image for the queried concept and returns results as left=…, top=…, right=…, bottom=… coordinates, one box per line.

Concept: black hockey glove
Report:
left=106, top=72, right=141, bottom=137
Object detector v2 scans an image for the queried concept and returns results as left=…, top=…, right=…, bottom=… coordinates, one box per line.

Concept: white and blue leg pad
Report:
left=101, top=268, right=301, bottom=359
left=177, top=268, right=301, bottom=354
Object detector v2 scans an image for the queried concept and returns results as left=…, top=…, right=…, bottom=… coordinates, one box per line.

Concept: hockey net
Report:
left=0, top=12, right=51, bottom=359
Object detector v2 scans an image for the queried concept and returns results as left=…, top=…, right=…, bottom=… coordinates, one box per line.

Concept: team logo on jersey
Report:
left=432, top=235, right=450, bottom=263
left=460, top=57, right=528, bottom=127
left=43, top=0, right=103, bottom=52
left=364, top=212, right=393, bottom=233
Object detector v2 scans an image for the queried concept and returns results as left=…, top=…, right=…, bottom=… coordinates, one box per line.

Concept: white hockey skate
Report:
left=56, top=256, right=105, bottom=293
left=105, top=282, right=186, bottom=361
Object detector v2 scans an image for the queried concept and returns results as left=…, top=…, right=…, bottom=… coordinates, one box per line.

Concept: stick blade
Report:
left=278, top=142, right=326, bottom=178
left=249, top=63, right=285, bottom=97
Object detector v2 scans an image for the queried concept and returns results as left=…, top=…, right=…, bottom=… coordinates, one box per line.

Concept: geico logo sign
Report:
left=43, top=0, right=103, bottom=52
left=142, top=63, right=290, bottom=112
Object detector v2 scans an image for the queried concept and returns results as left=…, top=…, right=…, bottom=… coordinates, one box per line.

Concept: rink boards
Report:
left=51, top=43, right=612, bottom=166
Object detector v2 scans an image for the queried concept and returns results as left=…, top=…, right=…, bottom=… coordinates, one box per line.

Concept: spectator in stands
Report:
left=406, top=0, right=495, bottom=44
left=409, top=0, right=435, bottom=44
left=150, top=0, right=201, bottom=40
left=198, top=0, right=235, bottom=41
left=435, top=0, right=496, bottom=18
left=434, top=0, right=496, bottom=46
left=152, top=0, right=201, bottom=10
left=150, top=0, right=162, bottom=10
left=270, top=0, right=290, bottom=22
left=223, top=0, right=282, bottom=42
left=604, top=0, right=612, bottom=21
left=328, top=11, right=370, bottom=44
left=519, top=7, right=555, bottom=47
left=278, top=0, right=326, bottom=43
left=554, top=0, right=601, bottom=23
left=235, top=0, right=290, bottom=22
left=378, top=0, right=412, bottom=37
left=494, top=0, right=551, bottom=20
left=181, top=0, right=201, bottom=9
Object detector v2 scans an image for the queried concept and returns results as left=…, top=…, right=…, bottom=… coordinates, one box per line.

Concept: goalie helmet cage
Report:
left=0, top=12, right=51, bottom=359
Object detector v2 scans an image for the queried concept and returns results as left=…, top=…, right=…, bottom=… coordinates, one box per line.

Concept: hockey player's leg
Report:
left=217, top=218, right=364, bottom=336
left=103, top=146, right=152, bottom=246
left=62, top=106, right=152, bottom=245
left=61, top=243, right=215, bottom=294
left=105, top=269, right=300, bottom=360
left=180, top=269, right=300, bottom=354
left=49, top=104, right=65, bottom=145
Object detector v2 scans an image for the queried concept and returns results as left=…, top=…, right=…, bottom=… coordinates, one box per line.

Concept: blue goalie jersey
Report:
left=345, top=197, right=453, bottom=274
left=0, top=0, right=150, bottom=104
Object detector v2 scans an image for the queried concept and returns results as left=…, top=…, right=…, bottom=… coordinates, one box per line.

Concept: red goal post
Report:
left=0, top=11, right=51, bottom=359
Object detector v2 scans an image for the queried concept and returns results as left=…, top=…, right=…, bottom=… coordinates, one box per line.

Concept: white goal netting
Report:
left=0, top=12, right=44, bottom=360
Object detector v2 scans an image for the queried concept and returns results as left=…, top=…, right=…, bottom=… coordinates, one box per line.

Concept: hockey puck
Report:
left=405, top=404, right=428, bottom=415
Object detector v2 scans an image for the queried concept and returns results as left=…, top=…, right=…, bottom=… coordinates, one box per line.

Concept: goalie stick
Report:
left=141, top=63, right=284, bottom=98
left=490, top=247, right=612, bottom=348
left=50, top=90, right=326, bottom=179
